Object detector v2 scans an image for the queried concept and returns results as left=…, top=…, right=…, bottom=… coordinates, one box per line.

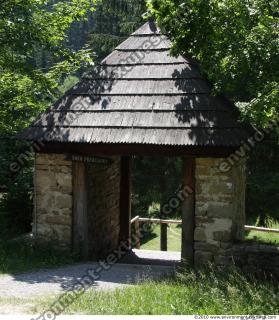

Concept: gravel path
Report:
left=0, top=261, right=175, bottom=299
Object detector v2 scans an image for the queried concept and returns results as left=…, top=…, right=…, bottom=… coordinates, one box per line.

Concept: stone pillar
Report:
left=34, top=153, right=73, bottom=248
left=194, top=158, right=246, bottom=266
left=34, top=153, right=122, bottom=257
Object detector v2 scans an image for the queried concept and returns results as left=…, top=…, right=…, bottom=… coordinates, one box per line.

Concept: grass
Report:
left=245, top=230, right=279, bottom=245
left=245, top=219, right=279, bottom=245
left=0, top=236, right=78, bottom=275
left=0, top=296, right=37, bottom=314
left=33, top=267, right=279, bottom=315
left=141, top=224, right=181, bottom=252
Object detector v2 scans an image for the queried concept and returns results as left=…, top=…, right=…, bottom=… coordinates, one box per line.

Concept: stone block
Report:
left=195, top=207, right=208, bottom=217
left=209, top=182, right=234, bottom=195
left=36, top=195, right=53, bottom=210
left=220, top=242, right=233, bottom=249
left=61, top=208, right=72, bottom=216
left=195, top=216, right=214, bottom=226
left=217, top=194, right=234, bottom=202
left=56, top=173, right=72, bottom=189
left=36, top=164, right=51, bottom=171
left=55, top=194, right=72, bottom=209
left=213, top=231, right=232, bottom=242
left=195, top=250, right=213, bottom=265
left=195, top=195, right=211, bottom=203
left=196, top=158, right=218, bottom=167
left=207, top=202, right=234, bottom=218
left=194, top=227, right=207, bottom=241
left=194, top=241, right=219, bottom=253
left=218, top=175, right=231, bottom=181
left=45, top=215, right=72, bottom=226
left=197, top=218, right=233, bottom=246
left=196, top=166, right=210, bottom=176
left=35, top=154, right=49, bottom=165
left=36, top=171, right=56, bottom=188
left=51, top=209, right=61, bottom=216
left=60, top=227, right=72, bottom=239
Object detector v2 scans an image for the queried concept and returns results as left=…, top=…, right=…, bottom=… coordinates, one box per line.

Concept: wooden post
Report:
left=119, top=156, right=132, bottom=247
left=72, top=161, right=88, bottom=260
left=135, top=217, right=141, bottom=249
left=181, top=157, right=195, bottom=266
left=160, top=223, right=168, bottom=251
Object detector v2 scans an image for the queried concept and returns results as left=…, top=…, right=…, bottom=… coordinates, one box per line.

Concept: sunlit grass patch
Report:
left=246, top=217, right=279, bottom=245
left=140, top=224, right=181, bottom=252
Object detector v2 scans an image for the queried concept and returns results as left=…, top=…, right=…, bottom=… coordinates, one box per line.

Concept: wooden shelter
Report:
left=19, top=20, right=249, bottom=265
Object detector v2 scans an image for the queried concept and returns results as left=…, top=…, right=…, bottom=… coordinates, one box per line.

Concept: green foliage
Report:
left=37, top=267, right=279, bottom=314
left=0, top=0, right=99, bottom=235
left=0, top=0, right=99, bottom=135
left=148, top=202, right=161, bottom=217
left=132, top=157, right=183, bottom=218
left=148, top=0, right=279, bottom=127
left=0, top=169, right=33, bottom=237
left=0, top=136, right=34, bottom=236
left=58, top=75, right=79, bottom=93
left=246, top=140, right=279, bottom=224
left=88, top=0, right=146, bottom=61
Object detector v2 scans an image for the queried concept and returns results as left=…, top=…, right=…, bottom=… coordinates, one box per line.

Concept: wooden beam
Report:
left=39, top=142, right=237, bottom=158
left=130, top=215, right=140, bottom=224
left=245, top=225, right=279, bottom=234
left=134, top=217, right=141, bottom=249
left=160, top=224, right=168, bottom=251
left=181, top=157, right=195, bottom=266
left=136, top=217, right=182, bottom=224
left=72, top=161, right=88, bottom=259
left=119, top=156, right=132, bottom=247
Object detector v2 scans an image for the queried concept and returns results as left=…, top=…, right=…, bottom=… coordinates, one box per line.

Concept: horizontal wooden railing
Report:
left=244, top=225, right=279, bottom=234
left=130, top=217, right=279, bottom=252
left=136, top=217, right=182, bottom=224
left=130, top=216, right=182, bottom=251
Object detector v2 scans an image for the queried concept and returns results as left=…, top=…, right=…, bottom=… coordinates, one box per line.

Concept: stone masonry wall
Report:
left=194, top=158, right=246, bottom=266
left=231, top=243, right=279, bottom=277
left=34, top=153, right=72, bottom=248
left=34, top=153, right=121, bottom=256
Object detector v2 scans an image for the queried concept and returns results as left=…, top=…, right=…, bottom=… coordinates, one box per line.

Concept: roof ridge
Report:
left=131, top=20, right=162, bottom=36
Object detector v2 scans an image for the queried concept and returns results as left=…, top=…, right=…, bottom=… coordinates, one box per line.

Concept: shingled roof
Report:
left=19, top=20, right=249, bottom=147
